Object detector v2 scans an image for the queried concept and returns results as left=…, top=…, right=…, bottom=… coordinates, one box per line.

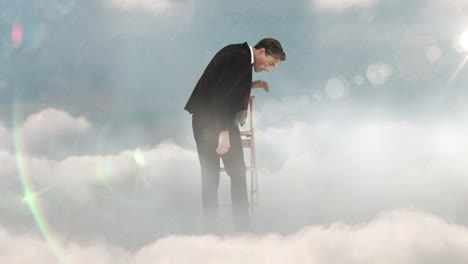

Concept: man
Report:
left=184, top=38, right=286, bottom=233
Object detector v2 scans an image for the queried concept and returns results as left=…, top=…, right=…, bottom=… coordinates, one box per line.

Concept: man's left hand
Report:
left=252, top=80, right=270, bottom=92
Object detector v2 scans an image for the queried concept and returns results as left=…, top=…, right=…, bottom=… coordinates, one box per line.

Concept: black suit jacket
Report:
left=184, top=42, right=252, bottom=132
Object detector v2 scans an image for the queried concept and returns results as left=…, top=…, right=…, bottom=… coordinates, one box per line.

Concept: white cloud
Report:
left=107, top=0, right=195, bottom=17
left=0, top=226, right=131, bottom=264
left=0, top=140, right=202, bottom=246
left=254, top=119, right=468, bottom=230
left=2, top=113, right=468, bottom=246
left=22, top=108, right=90, bottom=138
left=103, top=0, right=196, bottom=38
left=2, top=209, right=468, bottom=263
left=0, top=122, right=12, bottom=150
left=0, top=108, right=91, bottom=157
left=18, top=108, right=91, bottom=156
left=312, top=0, right=379, bottom=12
left=0, top=141, right=199, bottom=205
left=110, top=0, right=172, bottom=15
left=133, top=209, right=468, bottom=263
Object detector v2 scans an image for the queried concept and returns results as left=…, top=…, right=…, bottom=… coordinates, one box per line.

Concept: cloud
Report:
left=0, top=108, right=91, bottom=158
left=107, top=0, right=195, bottom=17
left=312, top=0, right=379, bottom=12
left=2, top=109, right=468, bottom=247
left=18, top=108, right=91, bottom=158
left=22, top=108, right=91, bottom=138
left=109, top=0, right=173, bottom=15
left=103, top=0, right=196, bottom=41
left=0, top=140, right=202, bottom=247
left=0, top=122, right=12, bottom=150
left=2, top=209, right=468, bottom=263
left=134, top=209, right=468, bottom=264
left=0, top=141, right=199, bottom=205
left=252, top=118, right=468, bottom=231
left=0, top=226, right=131, bottom=264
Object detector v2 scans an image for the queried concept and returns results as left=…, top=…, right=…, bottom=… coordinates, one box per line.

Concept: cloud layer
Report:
left=312, top=0, right=379, bottom=11
left=107, top=0, right=195, bottom=17
left=22, top=108, right=91, bottom=150
left=2, top=107, right=468, bottom=246
left=0, top=108, right=91, bottom=159
left=255, top=118, right=468, bottom=230
left=2, top=209, right=468, bottom=264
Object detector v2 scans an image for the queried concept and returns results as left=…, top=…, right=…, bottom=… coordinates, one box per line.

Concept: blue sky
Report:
left=2, top=0, right=468, bottom=155
left=2, top=0, right=468, bottom=263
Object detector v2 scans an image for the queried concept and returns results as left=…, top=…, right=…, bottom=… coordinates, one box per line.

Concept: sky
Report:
left=2, top=0, right=468, bottom=263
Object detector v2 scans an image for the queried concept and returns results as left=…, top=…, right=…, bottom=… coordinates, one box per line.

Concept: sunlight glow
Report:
left=459, top=30, right=468, bottom=51
left=134, top=149, right=146, bottom=168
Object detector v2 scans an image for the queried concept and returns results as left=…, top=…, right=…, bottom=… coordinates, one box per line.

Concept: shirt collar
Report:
left=249, top=46, right=254, bottom=65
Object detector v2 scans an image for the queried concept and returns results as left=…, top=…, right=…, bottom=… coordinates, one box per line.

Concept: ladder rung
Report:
left=219, top=203, right=259, bottom=207
left=220, top=167, right=256, bottom=172
left=242, top=139, right=252, bottom=148
left=241, top=131, right=253, bottom=136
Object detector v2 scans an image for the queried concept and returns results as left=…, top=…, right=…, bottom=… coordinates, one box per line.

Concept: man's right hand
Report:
left=216, top=130, right=230, bottom=155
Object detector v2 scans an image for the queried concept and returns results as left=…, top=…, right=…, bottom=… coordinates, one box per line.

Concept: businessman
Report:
left=184, top=38, right=286, bottom=233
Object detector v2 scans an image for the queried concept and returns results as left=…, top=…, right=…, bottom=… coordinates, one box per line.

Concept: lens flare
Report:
left=134, top=148, right=146, bottom=168
left=325, top=76, right=349, bottom=99
left=312, top=90, right=323, bottom=101
left=29, top=22, right=48, bottom=50
left=445, top=31, right=468, bottom=93
left=94, top=117, right=152, bottom=207
left=354, top=75, right=366, bottom=86
left=13, top=98, right=69, bottom=264
left=459, top=30, right=468, bottom=51
left=12, top=22, right=23, bottom=46
left=426, top=45, right=442, bottom=62
left=397, top=35, right=441, bottom=82
left=366, top=63, right=392, bottom=85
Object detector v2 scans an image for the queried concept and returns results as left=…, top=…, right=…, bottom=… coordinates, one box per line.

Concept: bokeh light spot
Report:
left=325, top=77, right=349, bottom=99
left=398, top=36, right=442, bottom=82
left=313, top=90, right=323, bottom=101
left=354, top=75, right=366, bottom=86
left=426, top=45, right=442, bottom=62
left=366, top=63, right=392, bottom=85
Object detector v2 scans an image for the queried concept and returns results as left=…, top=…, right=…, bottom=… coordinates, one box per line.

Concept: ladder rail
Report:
left=219, top=96, right=259, bottom=220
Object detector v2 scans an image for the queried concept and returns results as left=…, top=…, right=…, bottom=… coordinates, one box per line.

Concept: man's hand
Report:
left=251, top=80, right=270, bottom=92
left=216, top=130, right=230, bottom=155
left=239, top=110, right=248, bottom=126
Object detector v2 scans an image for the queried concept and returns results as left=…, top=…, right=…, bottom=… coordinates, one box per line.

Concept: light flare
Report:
left=459, top=30, right=468, bottom=51
left=13, top=98, right=69, bottom=264
left=94, top=117, right=152, bottom=207
left=11, top=22, right=23, bottom=46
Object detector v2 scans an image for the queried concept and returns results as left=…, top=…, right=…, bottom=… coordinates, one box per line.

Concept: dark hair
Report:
left=254, top=38, right=286, bottom=61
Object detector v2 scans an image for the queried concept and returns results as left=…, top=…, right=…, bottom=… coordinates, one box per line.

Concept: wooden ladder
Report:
left=220, top=96, right=259, bottom=219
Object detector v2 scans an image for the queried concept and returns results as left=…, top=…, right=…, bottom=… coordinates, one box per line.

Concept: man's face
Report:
left=254, top=48, right=281, bottom=73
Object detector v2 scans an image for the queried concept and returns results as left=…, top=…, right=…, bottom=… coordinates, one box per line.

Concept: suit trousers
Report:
left=192, top=113, right=250, bottom=232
